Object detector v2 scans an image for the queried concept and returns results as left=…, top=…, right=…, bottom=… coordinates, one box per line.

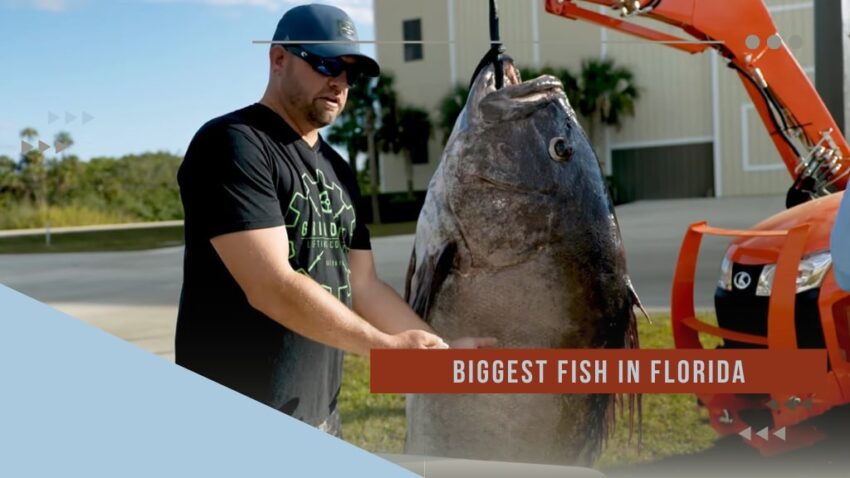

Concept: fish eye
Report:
left=548, top=137, right=572, bottom=162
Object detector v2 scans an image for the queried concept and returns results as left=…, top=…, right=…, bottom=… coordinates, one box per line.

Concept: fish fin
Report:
left=405, top=242, right=457, bottom=323
left=628, top=278, right=652, bottom=325
left=404, top=246, right=417, bottom=304
left=627, top=291, right=644, bottom=451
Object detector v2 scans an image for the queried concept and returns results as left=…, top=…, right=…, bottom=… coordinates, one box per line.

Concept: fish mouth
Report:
left=474, top=64, right=567, bottom=122
left=481, top=63, right=564, bottom=99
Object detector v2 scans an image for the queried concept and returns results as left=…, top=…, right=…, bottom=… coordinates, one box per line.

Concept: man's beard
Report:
left=306, top=101, right=338, bottom=128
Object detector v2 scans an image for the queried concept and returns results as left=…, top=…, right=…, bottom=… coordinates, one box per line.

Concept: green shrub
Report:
left=0, top=202, right=132, bottom=230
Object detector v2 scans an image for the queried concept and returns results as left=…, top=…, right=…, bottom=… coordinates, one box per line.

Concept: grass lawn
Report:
left=339, top=313, right=724, bottom=469
left=0, top=225, right=186, bottom=254
left=366, top=221, right=417, bottom=238
left=0, top=221, right=418, bottom=254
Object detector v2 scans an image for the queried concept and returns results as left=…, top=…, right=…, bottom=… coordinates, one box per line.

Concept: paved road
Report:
left=0, top=195, right=787, bottom=359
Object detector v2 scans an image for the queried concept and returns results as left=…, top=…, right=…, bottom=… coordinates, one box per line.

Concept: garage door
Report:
left=611, top=142, right=715, bottom=204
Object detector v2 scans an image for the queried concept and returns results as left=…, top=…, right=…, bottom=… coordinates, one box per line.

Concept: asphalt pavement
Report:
left=0, top=195, right=787, bottom=359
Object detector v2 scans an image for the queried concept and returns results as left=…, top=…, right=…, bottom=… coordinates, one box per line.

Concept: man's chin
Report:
left=309, top=111, right=337, bottom=129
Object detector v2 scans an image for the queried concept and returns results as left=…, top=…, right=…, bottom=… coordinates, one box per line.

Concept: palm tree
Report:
left=437, top=83, right=469, bottom=145
left=54, top=131, right=74, bottom=155
left=18, top=127, right=46, bottom=205
left=398, top=107, right=432, bottom=197
left=0, top=155, right=22, bottom=206
left=327, top=73, right=400, bottom=224
left=378, top=101, right=434, bottom=198
left=18, top=127, right=50, bottom=242
left=20, top=127, right=38, bottom=143
left=326, top=124, right=364, bottom=172
left=575, top=59, right=639, bottom=170
left=48, top=155, right=82, bottom=204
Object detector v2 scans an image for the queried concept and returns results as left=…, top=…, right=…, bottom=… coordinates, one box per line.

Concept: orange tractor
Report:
left=545, top=0, right=850, bottom=455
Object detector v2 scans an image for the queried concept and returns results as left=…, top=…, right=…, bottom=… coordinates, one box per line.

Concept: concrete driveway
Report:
left=0, top=195, right=787, bottom=358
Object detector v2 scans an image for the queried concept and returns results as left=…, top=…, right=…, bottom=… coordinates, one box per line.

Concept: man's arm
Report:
left=349, top=249, right=436, bottom=335
left=349, top=249, right=497, bottom=349
left=211, top=226, right=448, bottom=356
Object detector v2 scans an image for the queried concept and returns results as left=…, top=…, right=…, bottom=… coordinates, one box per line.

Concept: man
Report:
left=175, top=4, right=494, bottom=435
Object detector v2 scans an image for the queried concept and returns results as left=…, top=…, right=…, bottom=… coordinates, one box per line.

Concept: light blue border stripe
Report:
left=0, top=285, right=413, bottom=477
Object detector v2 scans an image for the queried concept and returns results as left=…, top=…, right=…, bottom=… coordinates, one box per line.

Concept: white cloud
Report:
left=34, top=0, right=67, bottom=10
left=0, top=0, right=86, bottom=11
left=149, top=0, right=374, bottom=26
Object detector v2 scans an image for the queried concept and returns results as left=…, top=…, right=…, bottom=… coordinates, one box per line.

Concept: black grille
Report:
left=714, top=262, right=825, bottom=349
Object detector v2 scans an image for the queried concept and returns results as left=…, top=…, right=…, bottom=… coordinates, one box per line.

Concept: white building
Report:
left=373, top=0, right=832, bottom=201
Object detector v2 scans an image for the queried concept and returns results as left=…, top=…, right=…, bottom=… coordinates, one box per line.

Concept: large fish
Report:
left=403, top=60, right=640, bottom=466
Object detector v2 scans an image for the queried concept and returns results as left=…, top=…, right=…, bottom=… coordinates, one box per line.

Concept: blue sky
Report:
left=0, top=0, right=375, bottom=161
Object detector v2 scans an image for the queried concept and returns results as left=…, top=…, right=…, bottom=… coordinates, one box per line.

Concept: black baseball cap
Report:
left=273, top=4, right=380, bottom=78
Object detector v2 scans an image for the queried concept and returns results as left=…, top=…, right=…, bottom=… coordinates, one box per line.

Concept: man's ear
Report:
left=269, top=45, right=286, bottom=73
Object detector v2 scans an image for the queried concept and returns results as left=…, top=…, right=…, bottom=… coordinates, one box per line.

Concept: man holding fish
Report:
left=175, top=4, right=495, bottom=436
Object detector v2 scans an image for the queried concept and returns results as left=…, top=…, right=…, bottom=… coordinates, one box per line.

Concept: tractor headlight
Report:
left=718, top=256, right=733, bottom=291
left=755, top=251, right=832, bottom=297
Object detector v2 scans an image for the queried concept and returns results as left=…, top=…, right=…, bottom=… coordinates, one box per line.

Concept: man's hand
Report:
left=447, top=337, right=498, bottom=349
left=384, top=332, right=497, bottom=349
left=387, top=329, right=450, bottom=349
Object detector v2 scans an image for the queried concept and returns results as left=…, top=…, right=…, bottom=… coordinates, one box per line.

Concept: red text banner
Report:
left=370, top=349, right=827, bottom=394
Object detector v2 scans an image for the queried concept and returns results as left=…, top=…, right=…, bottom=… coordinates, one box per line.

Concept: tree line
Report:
left=0, top=129, right=181, bottom=230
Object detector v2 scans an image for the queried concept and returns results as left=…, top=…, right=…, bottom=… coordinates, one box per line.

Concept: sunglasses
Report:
left=284, top=45, right=363, bottom=86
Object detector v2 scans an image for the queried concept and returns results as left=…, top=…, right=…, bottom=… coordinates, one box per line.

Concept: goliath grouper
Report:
left=403, top=61, right=642, bottom=466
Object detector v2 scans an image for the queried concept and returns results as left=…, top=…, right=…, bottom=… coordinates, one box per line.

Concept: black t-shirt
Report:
left=175, top=102, right=370, bottom=427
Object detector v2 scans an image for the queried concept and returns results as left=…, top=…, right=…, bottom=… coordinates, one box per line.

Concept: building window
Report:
left=403, top=19, right=423, bottom=62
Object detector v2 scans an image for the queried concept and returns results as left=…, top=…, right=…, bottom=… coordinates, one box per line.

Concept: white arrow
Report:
left=738, top=427, right=752, bottom=440
left=48, top=111, right=59, bottom=124
left=37, top=140, right=51, bottom=153
left=773, top=427, right=786, bottom=441
left=756, top=427, right=770, bottom=440
left=82, top=111, right=94, bottom=124
left=65, top=112, right=77, bottom=124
